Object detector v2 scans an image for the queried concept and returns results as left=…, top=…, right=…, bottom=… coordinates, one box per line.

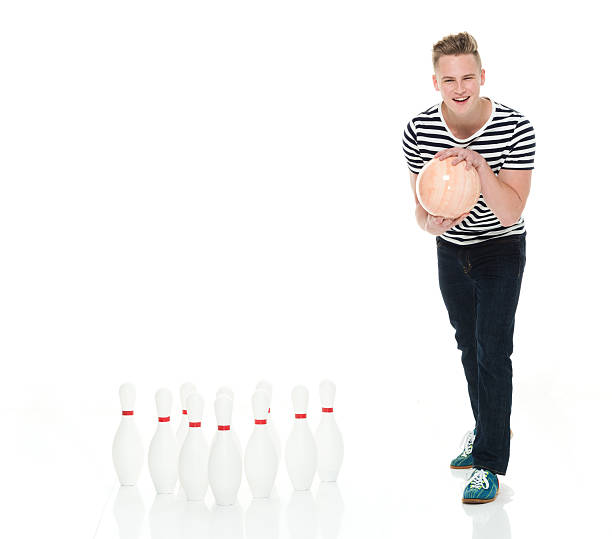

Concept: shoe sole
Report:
left=462, top=486, right=499, bottom=504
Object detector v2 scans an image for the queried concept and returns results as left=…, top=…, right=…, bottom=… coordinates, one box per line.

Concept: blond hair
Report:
left=432, top=32, right=481, bottom=72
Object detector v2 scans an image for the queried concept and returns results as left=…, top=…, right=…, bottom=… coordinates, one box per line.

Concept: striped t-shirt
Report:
left=402, top=98, right=535, bottom=245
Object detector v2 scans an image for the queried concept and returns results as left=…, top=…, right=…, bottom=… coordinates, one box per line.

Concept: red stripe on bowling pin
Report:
left=218, top=425, right=230, bottom=431
left=122, top=411, right=134, bottom=416
left=295, top=413, right=306, bottom=419
left=189, top=421, right=201, bottom=428
left=322, top=407, right=333, bottom=413
left=255, top=419, right=267, bottom=425
left=158, top=416, right=170, bottom=422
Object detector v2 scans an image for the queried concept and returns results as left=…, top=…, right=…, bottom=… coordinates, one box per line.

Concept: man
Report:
left=402, top=32, right=535, bottom=504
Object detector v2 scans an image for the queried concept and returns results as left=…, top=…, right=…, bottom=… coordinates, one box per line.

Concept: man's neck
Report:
left=442, top=97, right=489, bottom=132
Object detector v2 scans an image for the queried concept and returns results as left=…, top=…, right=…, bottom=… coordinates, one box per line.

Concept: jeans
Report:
left=436, top=233, right=526, bottom=475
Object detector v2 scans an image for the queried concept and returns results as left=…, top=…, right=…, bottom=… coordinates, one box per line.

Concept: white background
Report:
left=1, top=0, right=610, bottom=537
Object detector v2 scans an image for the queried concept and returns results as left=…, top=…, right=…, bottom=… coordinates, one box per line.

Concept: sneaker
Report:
left=450, top=429, right=475, bottom=469
left=462, top=468, right=499, bottom=504
left=450, top=428, right=513, bottom=469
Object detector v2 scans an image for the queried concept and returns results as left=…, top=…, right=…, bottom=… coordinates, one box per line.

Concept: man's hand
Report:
left=425, top=212, right=470, bottom=236
left=434, top=147, right=486, bottom=172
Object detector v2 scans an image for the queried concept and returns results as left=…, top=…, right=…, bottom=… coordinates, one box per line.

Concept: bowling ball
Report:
left=416, top=157, right=481, bottom=219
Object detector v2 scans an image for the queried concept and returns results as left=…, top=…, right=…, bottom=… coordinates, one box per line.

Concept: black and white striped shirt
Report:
left=402, top=98, right=535, bottom=245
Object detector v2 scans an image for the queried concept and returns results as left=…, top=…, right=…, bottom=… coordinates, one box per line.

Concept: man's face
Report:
left=432, top=54, right=485, bottom=115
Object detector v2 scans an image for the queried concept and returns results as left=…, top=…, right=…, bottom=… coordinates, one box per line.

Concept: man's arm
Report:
left=487, top=168, right=532, bottom=226
left=410, top=171, right=429, bottom=231
left=433, top=146, right=533, bottom=227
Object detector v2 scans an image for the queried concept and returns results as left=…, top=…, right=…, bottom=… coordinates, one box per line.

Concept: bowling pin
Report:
left=216, top=386, right=242, bottom=456
left=178, top=392, right=209, bottom=501
left=216, top=385, right=235, bottom=403
left=112, top=383, right=144, bottom=485
left=315, top=379, right=344, bottom=482
left=209, top=394, right=242, bottom=506
left=256, top=380, right=282, bottom=460
left=245, top=389, right=278, bottom=498
left=148, top=388, right=179, bottom=494
left=176, top=382, right=197, bottom=448
left=285, top=385, right=317, bottom=491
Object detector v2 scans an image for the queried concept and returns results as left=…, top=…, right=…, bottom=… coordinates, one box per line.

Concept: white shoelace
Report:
left=459, top=430, right=475, bottom=457
left=465, top=468, right=489, bottom=490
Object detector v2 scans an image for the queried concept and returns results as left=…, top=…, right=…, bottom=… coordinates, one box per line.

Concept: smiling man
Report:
left=402, top=32, right=535, bottom=504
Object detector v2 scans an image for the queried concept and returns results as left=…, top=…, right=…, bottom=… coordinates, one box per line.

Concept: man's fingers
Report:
left=431, top=212, right=469, bottom=233
left=445, top=215, right=463, bottom=230
left=452, top=213, right=469, bottom=226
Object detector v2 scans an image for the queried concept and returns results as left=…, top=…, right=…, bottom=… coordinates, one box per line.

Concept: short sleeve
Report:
left=402, top=119, right=425, bottom=174
left=501, top=117, right=536, bottom=170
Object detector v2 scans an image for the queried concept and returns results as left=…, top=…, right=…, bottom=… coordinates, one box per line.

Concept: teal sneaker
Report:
left=462, top=468, right=499, bottom=504
left=451, top=428, right=513, bottom=469
left=450, top=429, right=475, bottom=469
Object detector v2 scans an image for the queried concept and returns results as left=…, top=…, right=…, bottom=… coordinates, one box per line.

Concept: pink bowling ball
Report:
left=416, top=157, right=481, bottom=219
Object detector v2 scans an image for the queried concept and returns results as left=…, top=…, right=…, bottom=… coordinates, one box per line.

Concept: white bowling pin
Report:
left=216, top=386, right=235, bottom=406
left=245, top=389, right=278, bottom=498
left=285, top=385, right=317, bottom=491
left=176, top=382, right=197, bottom=448
left=178, top=392, right=209, bottom=501
left=315, top=379, right=344, bottom=482
left=256, top=380, right=282, bottom=460
left=148, top=388, right=179, bottom=493
left=216, top=386, right=242, bottom=456
left=209, top=394, right=242, bottom=506
left=112, top=383, right=144, bottom=485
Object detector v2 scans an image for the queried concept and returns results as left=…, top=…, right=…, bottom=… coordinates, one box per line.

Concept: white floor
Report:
left=3, top=381, right=608, bottom=538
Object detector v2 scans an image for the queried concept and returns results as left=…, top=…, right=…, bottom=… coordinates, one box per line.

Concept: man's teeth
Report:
left=454, top=97, right=469, bottom=102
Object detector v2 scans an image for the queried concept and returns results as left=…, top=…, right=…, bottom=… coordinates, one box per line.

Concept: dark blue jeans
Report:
left=436, top=233, right=526, bottom=475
